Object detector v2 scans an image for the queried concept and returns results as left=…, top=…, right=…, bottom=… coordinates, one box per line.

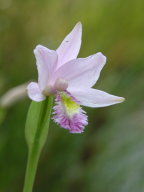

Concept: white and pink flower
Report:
left=27, top=22, right=125, bottom=133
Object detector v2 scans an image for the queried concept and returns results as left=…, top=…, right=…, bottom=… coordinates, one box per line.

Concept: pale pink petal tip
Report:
left=52, top=92, right=88, bottom=133
left=27, top=82, right=45, bottom=102
left=56, top=21, right=82, bottom=67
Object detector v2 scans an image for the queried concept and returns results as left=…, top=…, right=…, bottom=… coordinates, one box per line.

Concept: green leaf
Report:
left=24, top=97, right=53, bottom=192
left=25, top=100, right=43, bottom=149
left=25, top=97, right=53, bottom=151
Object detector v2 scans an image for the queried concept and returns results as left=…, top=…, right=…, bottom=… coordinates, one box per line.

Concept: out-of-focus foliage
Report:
left=0, top=0, right=144, bottom=191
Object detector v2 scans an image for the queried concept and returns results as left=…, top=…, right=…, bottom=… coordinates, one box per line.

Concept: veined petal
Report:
left=69, top=88, right=125, bottom=108
left=52, top=92, right=88, bottom=133
left=27, top=82, right=45, bottom=102
left=54, top=52, right=106, bottom=88
left=34, top=45, right=58, bottom=90
left=56, top=22, right=82, bottom=68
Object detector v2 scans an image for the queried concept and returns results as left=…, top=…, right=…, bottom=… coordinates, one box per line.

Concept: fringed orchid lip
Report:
left=53, top=91, right=88, bottom=133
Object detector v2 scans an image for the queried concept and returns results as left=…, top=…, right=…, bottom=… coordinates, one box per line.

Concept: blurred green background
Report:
left=0, top=0, right=144, bottom=191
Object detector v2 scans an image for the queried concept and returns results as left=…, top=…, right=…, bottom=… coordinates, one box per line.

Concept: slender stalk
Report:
left=23, top=96, right=53, bottom=192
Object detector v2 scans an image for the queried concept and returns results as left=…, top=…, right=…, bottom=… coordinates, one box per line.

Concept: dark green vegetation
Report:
left=0, top=0, right=144, bottom=191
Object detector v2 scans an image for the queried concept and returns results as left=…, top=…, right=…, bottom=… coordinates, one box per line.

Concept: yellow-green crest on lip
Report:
left=60, top=92, right=80, bottom=117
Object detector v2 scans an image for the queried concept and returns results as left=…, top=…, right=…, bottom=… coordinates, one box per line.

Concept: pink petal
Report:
left=34, top=45, right=58, bottom=90
left=69, top=88, right=125, bottom=108
left=54, top=52, right=106, bottom=89
left=56, top=22, right=82, bottom=68
left=27, top=82, right=45, bottom=102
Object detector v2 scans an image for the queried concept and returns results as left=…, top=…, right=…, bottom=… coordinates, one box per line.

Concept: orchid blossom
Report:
left=27, top=22, right=124, bottom=133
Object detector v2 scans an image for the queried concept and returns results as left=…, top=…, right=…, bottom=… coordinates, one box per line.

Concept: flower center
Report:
left=54, top=78, right=68, bottom=91
left=42, top=85, right=54, bottom=96
left=42, top=78, right=68, bottom=96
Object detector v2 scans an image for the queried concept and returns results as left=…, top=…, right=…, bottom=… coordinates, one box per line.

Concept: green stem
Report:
left=23, top=96, right=53, bottom=192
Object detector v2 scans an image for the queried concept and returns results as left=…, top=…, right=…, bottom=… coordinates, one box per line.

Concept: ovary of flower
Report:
left=27, top=22, right=125, bottom=133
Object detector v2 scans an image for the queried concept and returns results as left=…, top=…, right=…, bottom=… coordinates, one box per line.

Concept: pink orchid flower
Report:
left=27, top=22, right=125, bottom=133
